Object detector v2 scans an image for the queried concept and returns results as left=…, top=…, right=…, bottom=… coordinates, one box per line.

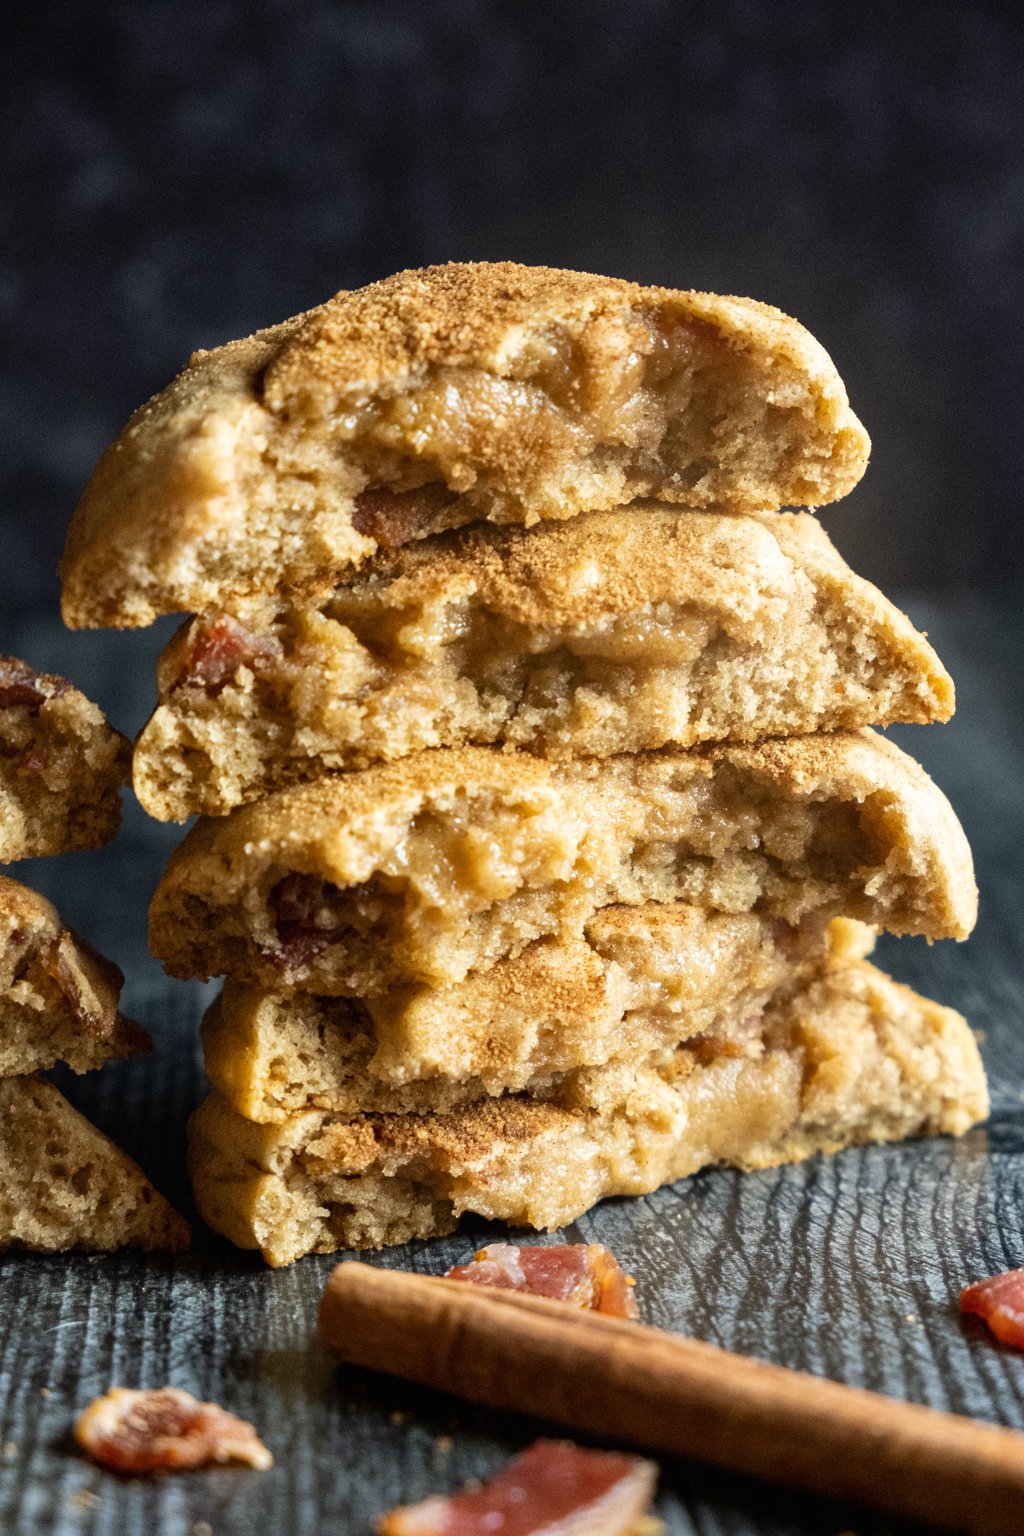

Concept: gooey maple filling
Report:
left=165, top=592, right=718, bottom=714
left=307, top=303, right=804, bottom=526
left=245, top=778, right=887, bottom=991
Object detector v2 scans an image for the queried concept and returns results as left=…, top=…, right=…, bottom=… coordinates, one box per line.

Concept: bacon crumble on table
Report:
left=960, top=1268, right=1024, bottom=1349
left=377, top=1438, right=658, bottom=1536
left=74, top=1387, right=273, bottom=1475
left=444, top=1242, right=640, bottom=1320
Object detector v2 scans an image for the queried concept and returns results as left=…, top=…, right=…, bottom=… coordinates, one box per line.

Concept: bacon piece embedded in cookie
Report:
left=169, top=614, right=284, bottom=697
left=0, top=656, right=72, bottom=711
left=446, top=1243, right=639, bottom=1320
left=352, top=484, right=460, bottom=549
left=75, top=1387, right=272, bottom=1474
left=377, top=1439, right=657, bottom=1536
left=960, top=1269, right=1024, bottom=1348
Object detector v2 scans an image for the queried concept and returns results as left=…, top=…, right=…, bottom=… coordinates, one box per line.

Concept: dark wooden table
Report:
left=1, top=591, right=1022, bottom=1535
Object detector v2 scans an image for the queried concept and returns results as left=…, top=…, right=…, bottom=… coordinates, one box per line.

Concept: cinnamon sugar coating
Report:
left=149, top=732, right=976, bottom=997
left=201, top=910, right=873, bottom=1122
left=188, top=957, right=987, bottom=1263
left=133, top=507, right=951, bottom=821
left=61, top=262, right=868, bottom=628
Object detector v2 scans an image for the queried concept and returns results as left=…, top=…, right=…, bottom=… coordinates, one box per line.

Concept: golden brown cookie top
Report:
left=333, top=505, right=916, bottom=635
left=61, top=262, right=869, bottom=628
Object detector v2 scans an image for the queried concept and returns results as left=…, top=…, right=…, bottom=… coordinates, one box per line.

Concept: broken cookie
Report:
left=189, top=957, right=987, bottom=1263
left=149, top=731, right=976, bottom=997
left=0, top=874, right=148, bottom=1076
left=0, top=656, right=129, bottom=861
left=133, top=507, right=951, bottom=821
left=61, top=262, right=868, bottom=628
left=0, top=1076, right=189, bottom=1253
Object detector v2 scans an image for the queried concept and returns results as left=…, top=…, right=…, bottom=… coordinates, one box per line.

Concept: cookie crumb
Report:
left=69, top=1490, right=99, bottom=1511
left=435, top=1435, right=454, bottom=1452
left=191, top=1523, right=214, bottom=1536
left=904, top=1313, right=917, bottom=1323
left=40, top=1386, right=53, bottom=1398
left=2, top=1441, right=17, bottom=1461
left=389, top=1410, right=408, bottom=1426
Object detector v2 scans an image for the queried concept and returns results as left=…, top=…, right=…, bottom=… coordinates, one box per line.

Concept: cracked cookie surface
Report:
left=189, top=957, right=987, bottom=1263
left=133, top=507, right=950, bottom=821
left=61, top=262, right=868, bottom=628
left=149, top=731, right=976, bottom=997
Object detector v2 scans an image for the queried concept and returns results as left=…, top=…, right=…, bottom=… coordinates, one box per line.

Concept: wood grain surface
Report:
left=1, top=591, right=1022, bottom=1535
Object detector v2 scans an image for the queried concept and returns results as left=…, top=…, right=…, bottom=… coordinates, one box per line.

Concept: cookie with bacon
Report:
left=0, top=874, right=148, bottom=1077
left=200, top=908, right=873, bottom=1122
left=189, top=956, right=987, bottom=1263
left=149, top=731, right=976, bottom=997
left=0, top=656, right=129, bottom=861
left=61, top=262, right=868, bottom=629
left=132, top=506, right=951, bottom=822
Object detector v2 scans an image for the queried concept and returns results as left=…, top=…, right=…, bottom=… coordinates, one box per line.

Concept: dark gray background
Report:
left=3, top=0, right=1024, bottom=619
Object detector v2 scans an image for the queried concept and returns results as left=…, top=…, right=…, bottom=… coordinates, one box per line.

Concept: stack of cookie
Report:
left=0, top=657, right=188, bottom=1252
left=61, top=264, right=986, bottom=1266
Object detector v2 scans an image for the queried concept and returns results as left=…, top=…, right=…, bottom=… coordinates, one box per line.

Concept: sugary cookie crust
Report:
left=201, top=909, right=874, bottom=1121
left=61, top=262, right=869, bottom=628
left=188, top=957, right=987, bottom=1263
left=133, top=507, right=952, bottom=821
left=149, top=731, right=976, bottom=996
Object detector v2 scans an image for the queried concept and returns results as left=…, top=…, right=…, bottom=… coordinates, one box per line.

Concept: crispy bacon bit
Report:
left=960, top=1268, right=1024, bottom=1348
left=689, top=1011, right=764, bottom=1066
left=173, top=615, right=282, bottom=695
left=378, top=1439, right=657, bottom=1536
left=44, top=934, right=121, bottom=1038
left=352, top=484, right=459, bottom=550
left=267, top=872, right=349, bottom=971
left=445, top=1243, right=640, bottom=1321
left=0, top=657, right=69, bottom=713
left=75, top=1387, right=272, bottom=1475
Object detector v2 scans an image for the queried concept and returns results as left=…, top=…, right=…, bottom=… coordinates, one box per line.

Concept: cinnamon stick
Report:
left=319, top=1262, right=1024, bottom=1536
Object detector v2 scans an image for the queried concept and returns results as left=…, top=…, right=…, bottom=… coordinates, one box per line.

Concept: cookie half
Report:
left=0, top=657, right=129, bottom=861
left=201, top=910, right=874, bottom=1122
left=0, top=874, right=148, bottom=1077
left=149, top=732, right=976, bottom=996
left=188, top=957, right=987, bottom=1263
left=61, top=262, right=868, bottom=628
left=133, top=507, right=951, bottom=821
left=0, top=1076, right=189, bottom=1253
